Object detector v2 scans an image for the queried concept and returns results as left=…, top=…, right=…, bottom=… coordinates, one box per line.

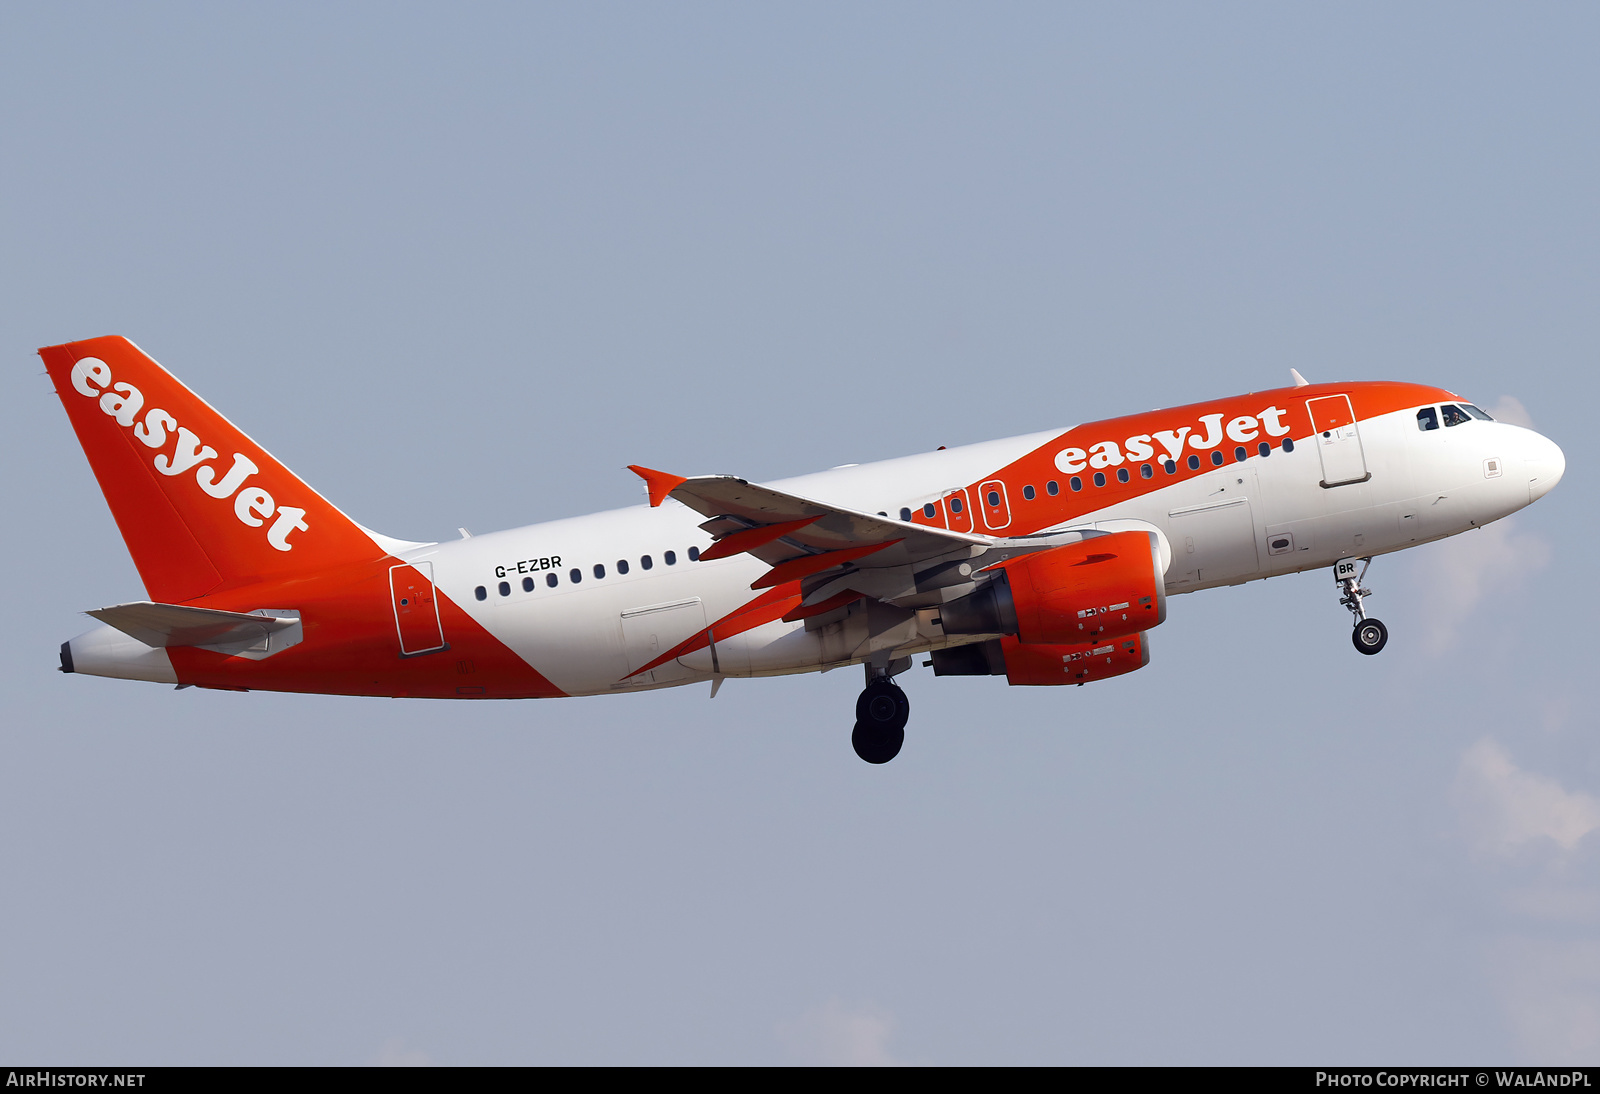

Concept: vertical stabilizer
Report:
left=40, top=336, right=385, bottom=602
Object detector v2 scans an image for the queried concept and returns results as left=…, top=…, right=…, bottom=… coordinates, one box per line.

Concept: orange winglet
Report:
left=697, top=516, right=822, bottom=562
left=750, top=540, right=902, bottom=590
left=780, top=589, right=865, bottom=623
left=627, top=465, right=689, bottom=508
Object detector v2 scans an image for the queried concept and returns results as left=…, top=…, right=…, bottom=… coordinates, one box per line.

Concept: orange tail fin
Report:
left=40, top=336, right=385, bottom=603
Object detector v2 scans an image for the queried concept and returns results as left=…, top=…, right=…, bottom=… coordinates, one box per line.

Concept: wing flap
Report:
left=750, top=540, right=903, bottom=589
left=696, top=516, right=821, bottom=562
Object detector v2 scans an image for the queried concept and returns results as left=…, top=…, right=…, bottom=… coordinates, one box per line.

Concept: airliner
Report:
left=44, top=337, right=1565, bottom=762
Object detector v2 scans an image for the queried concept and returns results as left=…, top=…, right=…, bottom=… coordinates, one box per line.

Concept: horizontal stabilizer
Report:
left=87, top=601, right=300, bottom=657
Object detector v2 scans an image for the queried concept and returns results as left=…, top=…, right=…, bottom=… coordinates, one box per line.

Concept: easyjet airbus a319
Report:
left=44, top=337, right=1564, bottom=762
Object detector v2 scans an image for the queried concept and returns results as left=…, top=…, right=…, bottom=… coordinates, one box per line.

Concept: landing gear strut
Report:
left=852, top=661, right=910, bottom=764
left=1336, top=557, right=1388, bottom=656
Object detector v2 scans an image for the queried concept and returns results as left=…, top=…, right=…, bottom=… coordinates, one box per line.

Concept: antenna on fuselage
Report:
left=1290, top=368, right=1310, bottom=387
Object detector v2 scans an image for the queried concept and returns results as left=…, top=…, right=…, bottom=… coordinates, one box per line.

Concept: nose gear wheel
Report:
left=1335, top=557, right=1388, bottom=656
left=1353, top=618, right=1388, bottom=655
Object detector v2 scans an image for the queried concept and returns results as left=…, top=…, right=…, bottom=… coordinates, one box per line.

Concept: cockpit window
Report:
left=1417, top=407, right=1439, bottom=431
left=1462, top=403, right=1493, bottom=421
left=1442, top=403, right=1470, bottom=427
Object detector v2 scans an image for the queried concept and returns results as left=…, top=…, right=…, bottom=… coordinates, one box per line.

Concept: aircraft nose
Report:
left=1525, top=432, right=1565, bottom=503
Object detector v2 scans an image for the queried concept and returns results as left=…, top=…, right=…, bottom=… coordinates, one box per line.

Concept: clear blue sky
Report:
left=2, top=2, right=1595, bottom=1064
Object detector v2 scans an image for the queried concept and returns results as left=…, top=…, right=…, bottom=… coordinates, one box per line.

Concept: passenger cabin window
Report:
left=1070, top=476, right=1082, bottom=491
left=546, top=572, right=558, bottom=587
left=641, top=555, right=653, bottom=570
left=1046, top=480, right=1059, bottom=496
left=1234, top=446, right=1247, bottom=462
left=1188, top=454, right=1201, bottom=470
left=986, top=490, right=1000, bottom=507
left=522, top=577, right=535, bottom=592
left=1116, top=468, right=1129, bottom=483
left=923, top=503, right=936, bottom=518
left=1141, top=464, right=1153, bottom=479
left=570, top=568, right=582, bottom=584
left=664, top=550, right=677, bottom=565
left=948, top=498, right=963, bottom=515
left=617, top=559, right=630, bottom=575
left=1210, top=450, right=1224, bottom=466
left=1417, top=407, right=1439, bottom=431
left=1022, top=485, right=1035, bottom=500
left=475, top=585, right=487, bottom=601
left=1283, top=437, right=1295, bottom=453
left=1093, top=472, right=1106, bottom=487
left=593, top=564, right=606, bottom=579
left=688, top=547, right=700, bottom=561
left=1258, top=442, right=1270, bottom=457
left=901, top=507, right=913, bottom=520
left=1164, top=460, right=1177, bottom=474
left=498, top=581, right=510, bottom=597
left=1442, top=404, right=1470, bottom=427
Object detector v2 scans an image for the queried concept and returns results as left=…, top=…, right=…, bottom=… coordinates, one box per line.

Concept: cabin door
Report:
left=1306, top=394, right=1369, bottom=487
left=390, top=562, right=447, bottom=656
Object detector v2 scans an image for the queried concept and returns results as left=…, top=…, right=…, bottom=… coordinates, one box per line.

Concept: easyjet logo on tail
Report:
left=69, top=356, right=309, bottom=551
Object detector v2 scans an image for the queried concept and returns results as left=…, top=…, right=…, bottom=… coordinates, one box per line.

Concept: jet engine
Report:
left=930, top=632, right=1150, bottom=686
left=939, top=530, right=1167, bottom=644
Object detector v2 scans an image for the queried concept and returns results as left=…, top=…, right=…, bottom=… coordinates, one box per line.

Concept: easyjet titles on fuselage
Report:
left=1053, top=405, right=1293, bottom=474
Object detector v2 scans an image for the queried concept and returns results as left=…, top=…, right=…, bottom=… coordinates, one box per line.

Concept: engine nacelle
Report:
left=930, top=632, right=1151, bottom=687
left=999, top=632, right=1149, bottom=686
left=939, top=530, right=1166, bottom=644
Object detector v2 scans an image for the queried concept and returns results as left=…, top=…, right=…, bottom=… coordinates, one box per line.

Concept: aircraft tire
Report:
left=852, top=720, right=905, bottom=764
left=1353, top=618, right=1389, bottom=655
left=856, top=678, right=910, bottom=732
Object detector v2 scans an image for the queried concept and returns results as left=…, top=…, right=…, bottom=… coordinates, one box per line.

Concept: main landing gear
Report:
left=1336, top=557, right=1388, bottom=656
left=852, top=660, right=911, bottom=764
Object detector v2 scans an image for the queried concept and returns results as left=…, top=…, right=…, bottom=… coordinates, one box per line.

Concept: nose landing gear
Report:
left=852, top=663, right=910, bottom=764
left=1336, top=557, right=1388, bottom=655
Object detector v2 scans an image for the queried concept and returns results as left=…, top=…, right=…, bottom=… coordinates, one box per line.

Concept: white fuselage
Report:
left=408, top=405, right=1561, bottom=697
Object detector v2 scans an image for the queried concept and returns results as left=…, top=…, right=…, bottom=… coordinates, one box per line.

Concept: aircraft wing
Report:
left=87, top=601, right=299, bottom=652
left=629, top=466, right=990, bottom=586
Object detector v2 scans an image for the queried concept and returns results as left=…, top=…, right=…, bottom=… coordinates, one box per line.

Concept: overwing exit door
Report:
left=979, top=480, right=1012, bottom=531
left=1305, top=394, right=1370, bottom=487
left=944, top=488, right=974, bottom=533
left=390, top=561, right=447, bottom=656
